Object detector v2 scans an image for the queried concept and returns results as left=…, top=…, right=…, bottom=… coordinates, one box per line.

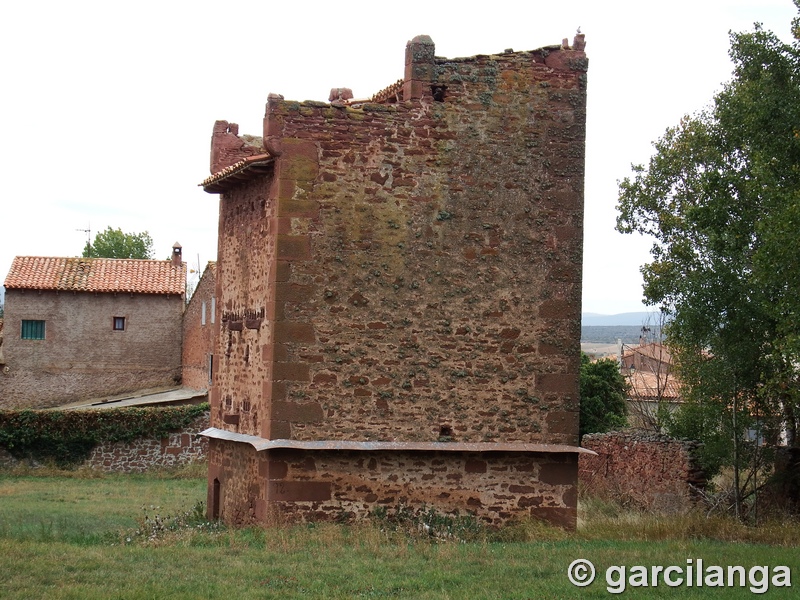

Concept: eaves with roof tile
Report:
left=201, top=154, right=274, bottom=194
left=4, top=256, right=186, bottom=296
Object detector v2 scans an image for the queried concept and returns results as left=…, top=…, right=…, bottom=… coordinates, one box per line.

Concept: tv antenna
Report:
left=76, top=225, right=91, bottom=253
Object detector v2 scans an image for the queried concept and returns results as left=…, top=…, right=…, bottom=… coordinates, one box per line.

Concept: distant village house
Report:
left=620, top=341, right=682, bottom=430
left=0, top=244, right=186, bottom=409
left=182, top=262, right=217, bottom=391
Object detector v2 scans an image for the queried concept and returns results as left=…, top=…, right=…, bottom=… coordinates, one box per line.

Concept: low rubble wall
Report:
left=579, top=431, right=706, bottom=512
left=0, top=412, right=209, bottom=473
left=84, top=413, right=209, bottom=472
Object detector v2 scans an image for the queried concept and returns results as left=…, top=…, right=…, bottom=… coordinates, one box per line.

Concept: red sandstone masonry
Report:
left=210, top=121, right=264, bottom=174
left=86, top=418, right=209, bottom=472
left=254, top=46, right=586, bottom=446
left=212, top=175, right=276, bottom=439
left=208, top=438, right=578, bottom=528
left=205, top=34, right=588, bottom=527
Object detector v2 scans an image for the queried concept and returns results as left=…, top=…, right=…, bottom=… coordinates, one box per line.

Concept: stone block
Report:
left=272, top=400, right=324, bottom=422
left=273, top=321, right=316, bottom=344
left=272, top=362, right=311, bottom=382
left=532, top=506, right=577, bottom=530
left=269, top=480, right=332, bottom=502
left=545, top=411, right=578, bottom=435
left=465, top=459, right=487, bottom=473
left=278, top=198, right=319, bottom=218
left=276, top=235, right=311, bottom=261
left=539, top=461, right=577, bottom=486
left=537, top=374, right=577, bottom=395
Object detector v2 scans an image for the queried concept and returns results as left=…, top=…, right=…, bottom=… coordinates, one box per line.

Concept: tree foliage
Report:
left=83, top=227, right=155, bottom=259
left=579, top=353, right=628, bottom=438
left=617, top=7, right=800, bottom=511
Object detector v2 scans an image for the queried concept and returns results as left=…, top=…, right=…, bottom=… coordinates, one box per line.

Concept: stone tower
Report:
left=201, top=33, right=589, bottom=527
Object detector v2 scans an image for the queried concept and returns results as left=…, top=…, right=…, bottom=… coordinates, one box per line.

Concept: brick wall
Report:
left=0, top=290, right=183, bottom=408
left=579, top=432, right=707, bottom=512
left=182, top=264, right=217, bottom=390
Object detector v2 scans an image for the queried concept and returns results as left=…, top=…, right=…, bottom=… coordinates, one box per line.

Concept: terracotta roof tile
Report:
left=627, top=371, right=683, bottom=401
left=622, top=342, right=674, bottom=364
left=371, top=79, right=405, bottom=104
left=201, top=153, right=274, bottom=193
left=4, top=256, right=186, bottom=295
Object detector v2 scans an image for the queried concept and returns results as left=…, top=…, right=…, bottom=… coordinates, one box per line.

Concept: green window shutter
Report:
left=21, top=320, right=45, bottom=340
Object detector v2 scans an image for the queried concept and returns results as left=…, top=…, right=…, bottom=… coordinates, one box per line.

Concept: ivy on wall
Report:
left=0, top=403, right=209, bottom=466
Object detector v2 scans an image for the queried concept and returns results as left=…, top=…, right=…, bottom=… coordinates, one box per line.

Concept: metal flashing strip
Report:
left=200, top=428, right=595, bottom=455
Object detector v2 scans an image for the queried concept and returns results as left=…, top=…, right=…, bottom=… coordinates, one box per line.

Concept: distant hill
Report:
left=581, top=312, right=657, bottom=326
left=581, top=312, right=664, bottom=344
left=581, top=326, right=659, bottom=345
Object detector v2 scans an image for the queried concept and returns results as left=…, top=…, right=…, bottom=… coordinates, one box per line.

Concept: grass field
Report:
left=1, top=468, right=798, bottom=599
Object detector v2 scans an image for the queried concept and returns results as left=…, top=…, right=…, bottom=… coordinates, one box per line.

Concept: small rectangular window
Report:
left=21, top=320, right=45, bottom=340
left=113, top=317, right=126, bottom=331
left=211, top=297, right=216, bottom=324
left=201, top=301, right=207, bottom=326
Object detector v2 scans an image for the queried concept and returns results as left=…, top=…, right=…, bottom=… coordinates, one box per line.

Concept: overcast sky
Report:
left=1, top=0, right=797, bottom=314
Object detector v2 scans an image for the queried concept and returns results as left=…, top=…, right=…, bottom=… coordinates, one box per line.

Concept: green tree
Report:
left=83, top=227, right=155, bottom=259
left=579, top=353, right=628, bottom=438
left=616, top=6, right=800, bottom=515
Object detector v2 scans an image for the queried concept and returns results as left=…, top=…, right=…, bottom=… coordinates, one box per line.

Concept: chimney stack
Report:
left=172, top=242, right=183, bottom=267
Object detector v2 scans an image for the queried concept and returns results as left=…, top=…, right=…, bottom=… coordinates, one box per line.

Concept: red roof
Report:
left=622, top=342, right=674, bottom=365
left=4, top=256, right=186, bottom=296
left=627, top=371, right=683, bottom=401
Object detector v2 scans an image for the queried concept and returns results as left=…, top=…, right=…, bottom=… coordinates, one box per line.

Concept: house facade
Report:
left=181, top=262, right=217, bottom=390
left=201, top=34, right=590, bottom=527
left=0, top=247, right=186, bottom=409
left=621, top=342, right=682, bottom=430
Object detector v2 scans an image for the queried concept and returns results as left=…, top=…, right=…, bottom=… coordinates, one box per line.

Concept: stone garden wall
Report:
left=579, top=431, right=706, bottom=512
left=0, top=412, right=209, bottom=473
left=84, top=412, right=209, bottom=472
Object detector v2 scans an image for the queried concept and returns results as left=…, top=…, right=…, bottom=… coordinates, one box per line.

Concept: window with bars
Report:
left=21, top=320, right=45, bottom=340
